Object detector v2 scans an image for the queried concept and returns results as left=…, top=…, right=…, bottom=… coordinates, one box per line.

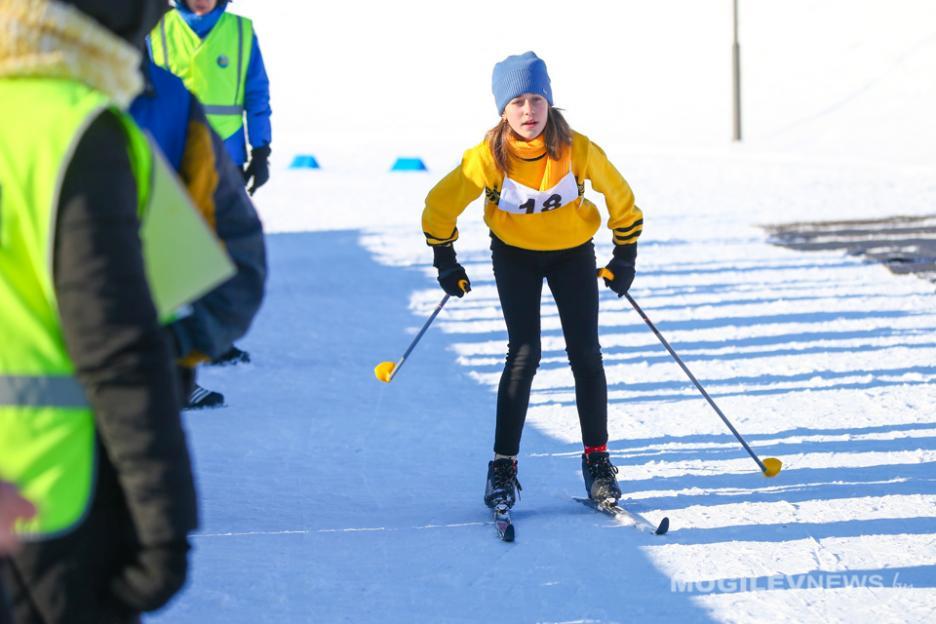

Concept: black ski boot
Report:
left=484, top=458, right=522, bottom=509
left=582, top=451, right=622, bottom=502
left=210, top=345, right=251, bottom=366
left=185, top=384, right=225, bottom=410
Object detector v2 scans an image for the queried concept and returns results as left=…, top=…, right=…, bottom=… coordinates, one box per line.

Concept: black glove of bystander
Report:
left=602, top=244, right=637, bottom=297
left=108, top=540, right=191, bottom=613
left=243, top=145, right=271, bottom=196
left=432, top=245, right=471, bottom=297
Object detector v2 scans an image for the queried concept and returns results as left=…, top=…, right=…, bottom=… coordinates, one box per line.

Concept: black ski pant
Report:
left=491, top=235, right=608, bottom=456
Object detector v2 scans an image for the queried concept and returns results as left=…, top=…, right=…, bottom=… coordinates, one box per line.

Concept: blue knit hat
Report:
left=491, top=51, right=553, bottom=114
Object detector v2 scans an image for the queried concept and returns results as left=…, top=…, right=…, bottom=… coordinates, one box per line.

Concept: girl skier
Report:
left=421, top=51, right=644, bottom=510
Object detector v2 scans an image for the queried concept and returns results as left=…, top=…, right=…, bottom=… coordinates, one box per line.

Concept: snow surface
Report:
left=151, top=1, right=936, bottom=622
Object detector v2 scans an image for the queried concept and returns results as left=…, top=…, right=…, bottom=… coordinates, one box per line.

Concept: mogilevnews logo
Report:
left=672, top=572, right=911, bottom=593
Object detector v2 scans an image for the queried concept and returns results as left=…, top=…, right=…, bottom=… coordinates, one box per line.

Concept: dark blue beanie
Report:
left=491, top=51, right=553, bottom=115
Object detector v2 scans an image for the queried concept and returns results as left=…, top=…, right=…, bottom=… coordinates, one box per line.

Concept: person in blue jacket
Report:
left=150, top=0, right=272, bottom=195
left=130, top=55, right=267, bottom=408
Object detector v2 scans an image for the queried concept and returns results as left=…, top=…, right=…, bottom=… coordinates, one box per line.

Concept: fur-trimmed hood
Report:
left=0, top=0, right=147, bottom=106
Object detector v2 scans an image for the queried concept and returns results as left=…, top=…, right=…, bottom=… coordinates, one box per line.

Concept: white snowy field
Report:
left=152, top=1, right=935, bottom=622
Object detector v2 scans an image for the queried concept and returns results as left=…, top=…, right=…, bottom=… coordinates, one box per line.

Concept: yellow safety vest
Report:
left=150, top=10, right=253, bottom=140
left=0, top=76, right=234, bottom=539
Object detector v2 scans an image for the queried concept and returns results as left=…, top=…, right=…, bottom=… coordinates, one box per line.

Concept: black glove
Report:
left=432, top=245, right=471, bottom=297
left=108, top=540, right=191, bottom=613
left=243, top=145, right=271, bottom=196
left=602, top=244, right=637, bottom=297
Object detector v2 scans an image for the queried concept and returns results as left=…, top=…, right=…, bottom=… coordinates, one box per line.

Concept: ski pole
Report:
left=374, top=281, right=467, bottom=383
left=598, top=268, right=782, bottom=477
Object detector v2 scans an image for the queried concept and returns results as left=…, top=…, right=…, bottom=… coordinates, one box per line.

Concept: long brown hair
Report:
left=485, top=107, right=572, bottom=175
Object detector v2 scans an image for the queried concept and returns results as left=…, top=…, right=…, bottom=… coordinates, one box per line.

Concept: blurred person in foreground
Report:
left=0, top=0, right=233, bottom=621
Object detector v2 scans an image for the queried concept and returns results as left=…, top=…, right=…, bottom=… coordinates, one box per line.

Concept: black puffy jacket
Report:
left=1, top=110, right=198, bottom=624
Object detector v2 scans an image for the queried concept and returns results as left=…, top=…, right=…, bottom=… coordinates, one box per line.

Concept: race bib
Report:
left=497, top=169, right=581, bottom=215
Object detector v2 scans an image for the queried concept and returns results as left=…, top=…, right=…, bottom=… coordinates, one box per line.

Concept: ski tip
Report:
left=655, top=516, right=670, bottom=535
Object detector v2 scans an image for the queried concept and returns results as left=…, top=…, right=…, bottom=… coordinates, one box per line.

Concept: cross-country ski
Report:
left=574, top=497, right=670, bottom=536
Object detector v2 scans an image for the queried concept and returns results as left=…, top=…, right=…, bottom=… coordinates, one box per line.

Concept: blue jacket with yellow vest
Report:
left=149, top=0, right=271, bottom=166
left=130, top=56, right=267, bottom=362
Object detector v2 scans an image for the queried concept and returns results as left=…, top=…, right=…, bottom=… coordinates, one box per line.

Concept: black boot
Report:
left=484, top=458, right=521, bottom=509
left=185, top=383, right=224, bottom=410
left=582, top=451, right=622, bottom=502
left=210, top=345, right=251, bottom=366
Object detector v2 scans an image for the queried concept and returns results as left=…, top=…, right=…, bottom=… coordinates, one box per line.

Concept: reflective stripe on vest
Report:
left=0, top=376, right=89, bottom=408
left=202, top=104, right=244, bottom=115
left=0, top=80, right=118, bottom=539
left=0, top=77, right=234, bottom=540
left=151, top=11, right=253, bottom=140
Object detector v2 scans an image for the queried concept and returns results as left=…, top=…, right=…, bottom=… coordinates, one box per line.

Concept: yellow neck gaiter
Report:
left=0, top=0, right=142, bottom=107
left=505, top=133, right=572, bottom=191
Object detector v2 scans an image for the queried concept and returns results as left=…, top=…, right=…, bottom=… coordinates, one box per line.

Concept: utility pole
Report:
left=732, top=0, right=742, bottom=141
